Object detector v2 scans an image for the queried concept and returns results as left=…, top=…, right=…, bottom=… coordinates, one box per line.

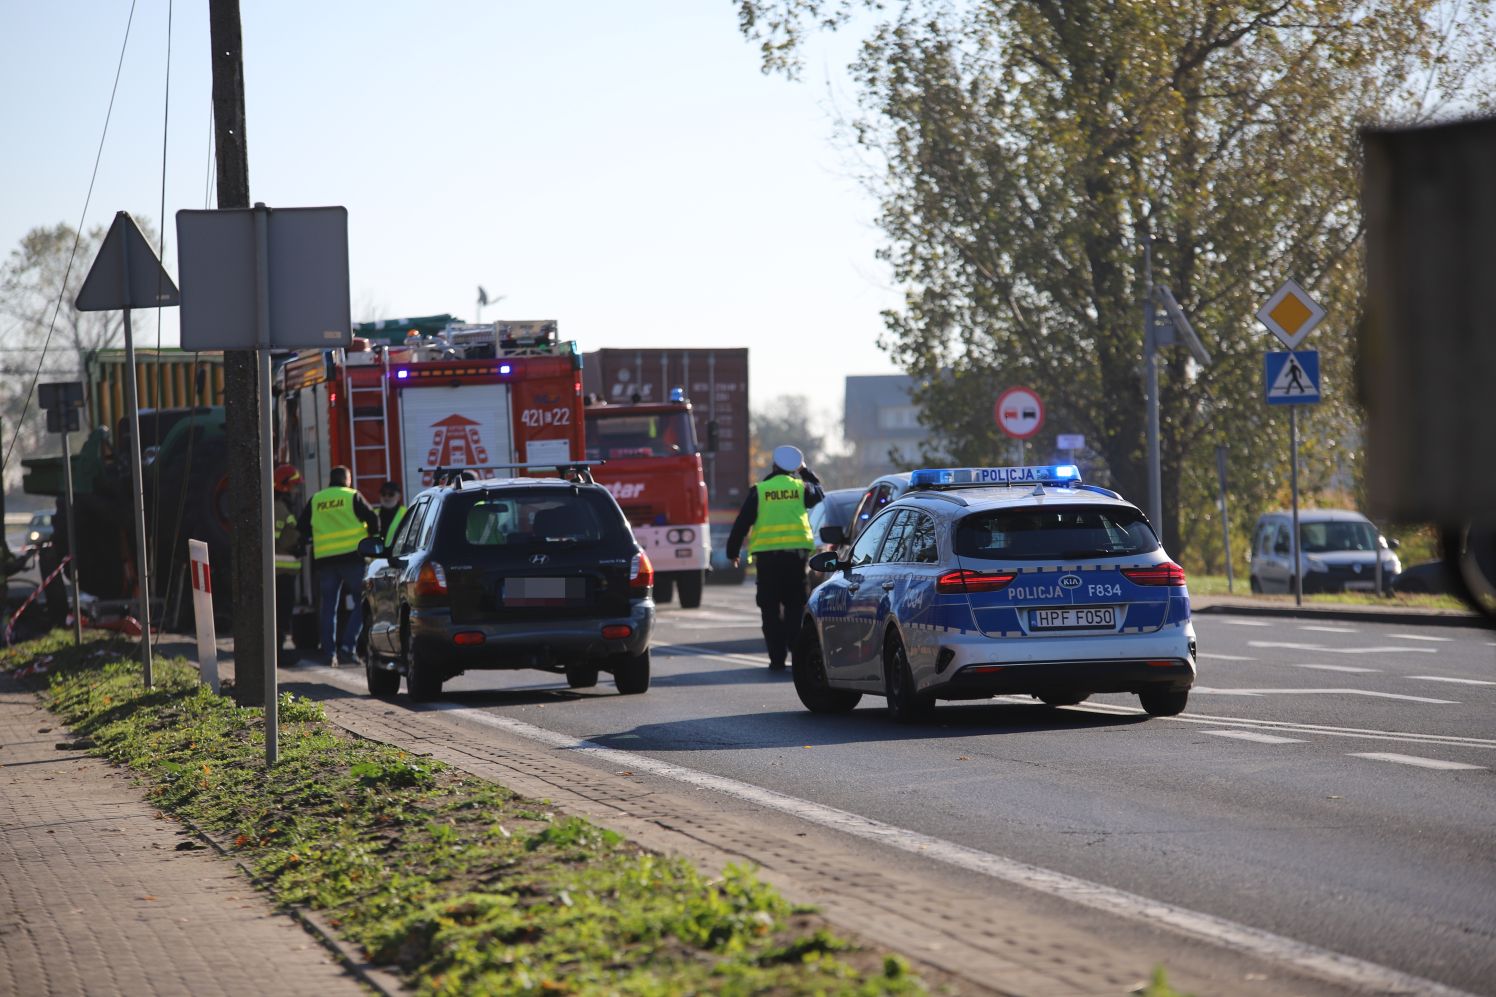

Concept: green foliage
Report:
left=17, top=634, right=923, bottom=996
left=737, top=1, right=1496, bottom=560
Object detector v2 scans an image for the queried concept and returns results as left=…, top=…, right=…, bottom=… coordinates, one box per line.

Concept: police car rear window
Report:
left=955, top=505, right=1158, bottom=561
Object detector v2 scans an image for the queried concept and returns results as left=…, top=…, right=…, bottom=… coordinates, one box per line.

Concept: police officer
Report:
left=272, top=464, right=304, bottom=662
left=296, top=466, right=379, bottom=664
left=726, top=444, right=824, bottom=671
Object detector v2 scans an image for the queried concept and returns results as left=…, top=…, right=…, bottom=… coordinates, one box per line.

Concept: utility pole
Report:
left=208, top=0, right=266, bottom=706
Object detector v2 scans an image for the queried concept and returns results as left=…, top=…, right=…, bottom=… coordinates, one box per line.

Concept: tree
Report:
left=0, top=222, right=141, bottom=487
left=737, top=1, right=1494, bottom=562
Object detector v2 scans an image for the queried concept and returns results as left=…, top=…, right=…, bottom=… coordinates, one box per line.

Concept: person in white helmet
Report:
left=726, top=444, right=825, bottom=670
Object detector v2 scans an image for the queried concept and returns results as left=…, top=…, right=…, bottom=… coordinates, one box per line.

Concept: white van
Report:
left=1249, top=510, right=1401, bottom=595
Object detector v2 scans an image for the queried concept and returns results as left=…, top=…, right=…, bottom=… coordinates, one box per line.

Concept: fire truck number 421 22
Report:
left=521, top=406, right=572, bottom=428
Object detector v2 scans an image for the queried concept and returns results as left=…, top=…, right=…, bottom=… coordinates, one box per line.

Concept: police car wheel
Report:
left=1139, top=688, right=1189, bottom=717
left=792, top=623, right=861, bottom=714
left=884, top=635, right=934, bottom=723
left=1037, top=692, right=1089, bottom=708
left=566, top=662, right=600, bottom=689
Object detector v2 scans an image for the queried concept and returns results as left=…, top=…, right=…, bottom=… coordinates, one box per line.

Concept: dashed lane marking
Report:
left=1198, top=653, right=1254, bottom=661
left=1249, top=641, right=1437, bottom=655
left=1191, top=687, right=1456, bottom=704
left=1409, top=675, right=1496, bottom=686
left=1202, top=730, right=1305, bottom=744
left=1214, top=618, right=1274, bottom=626
left=1389, top=633, right=1454, bottom=642
left=1293, top=664, right=1380, bottom=674
left=1348, top=753, right=1486, bottom=771
left=1299, top=625, right=1358, bottom=633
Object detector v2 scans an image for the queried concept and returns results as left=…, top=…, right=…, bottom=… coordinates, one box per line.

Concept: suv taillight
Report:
left=936, top=569, right=1017, bottom=594
left=1121, top=562, right=1187, bottom=586
left=414, top=561, right=448, bottom=598
left=629, top=551, right=654, bottom=594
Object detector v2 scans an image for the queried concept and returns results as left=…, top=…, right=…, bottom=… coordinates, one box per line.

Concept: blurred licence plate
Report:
left=504, top=577, right=587, bottom=606
left=1029, top=606, right=1117, bottom=631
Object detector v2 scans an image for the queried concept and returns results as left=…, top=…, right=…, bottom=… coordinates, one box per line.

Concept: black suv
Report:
left=357, top=477, right=655, bottom=701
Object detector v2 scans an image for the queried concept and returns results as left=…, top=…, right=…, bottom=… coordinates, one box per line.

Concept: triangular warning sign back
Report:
left=1268, top=354, right=1316, bottom=397
left=75, top=211, right=180, bottom=312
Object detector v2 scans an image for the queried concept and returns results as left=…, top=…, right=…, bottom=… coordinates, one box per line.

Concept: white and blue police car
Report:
left=797, top=465, right=1197, bottom=721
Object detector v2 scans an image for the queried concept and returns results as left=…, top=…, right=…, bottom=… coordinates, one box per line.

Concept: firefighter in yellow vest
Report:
left=726, top=444, right=824, bottom=671
left=272, top=464, right=304, bottom=662
left=296, top=466, right=380, bottom=664
left=377, top=480, right=406, bottom=545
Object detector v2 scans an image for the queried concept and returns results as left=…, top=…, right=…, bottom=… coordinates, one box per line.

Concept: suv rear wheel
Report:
left=403, top=625, right=443, bottom=702
left=611, top=648, right=650, bottom=695
left=677, top=570, right=704, bottom=609
left=565, top=662, right=600, bottom=689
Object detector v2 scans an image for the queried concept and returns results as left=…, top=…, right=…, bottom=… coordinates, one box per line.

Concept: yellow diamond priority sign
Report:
left=1255, top=278, right=1326, bottom=349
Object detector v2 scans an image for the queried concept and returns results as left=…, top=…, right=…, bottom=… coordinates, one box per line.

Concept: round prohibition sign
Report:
left=994, top=385, right=1045, bottom=440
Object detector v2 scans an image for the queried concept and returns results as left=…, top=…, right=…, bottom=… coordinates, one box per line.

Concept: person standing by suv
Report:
left=726, top=444, right=824, bottom=671
left=296, top=465, right=380, bottom=664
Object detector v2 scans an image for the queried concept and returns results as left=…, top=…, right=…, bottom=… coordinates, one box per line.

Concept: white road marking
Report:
left=1215, top=618, right=1273, bottom=626
left=1249, top=641, right=1437, bottom=655
left=1202, top=729, right=1305, bottom=745
left=1198, top=652, right=1254, bottom=661
left=1059, top=701, right=1496, bottom=749
left=663, top=644, right=770, bottom=666
left=1294, top=664, right=1380, bottom=674
left=1299, top=625, right=1358, bottom=633
left=301, top=665, right=1476, bottom=996
left=1191, top=687, right=1456, bottom=704
left=1348, top=753, right=1486, bottom=771
left=1389, top=633, right=1453, bottom=642
left=1410, top=675, right=1496, bottom=686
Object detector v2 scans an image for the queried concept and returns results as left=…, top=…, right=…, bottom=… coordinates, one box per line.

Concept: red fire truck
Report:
left=584, top=392, right=710, bottom=608
left=278, top=321, right=585, bottom=502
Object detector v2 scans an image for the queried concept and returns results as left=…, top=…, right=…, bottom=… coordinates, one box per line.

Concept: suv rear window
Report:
left=956, top=505, right=1159, bottom=561
left=434, top=488, right=630, bottom=553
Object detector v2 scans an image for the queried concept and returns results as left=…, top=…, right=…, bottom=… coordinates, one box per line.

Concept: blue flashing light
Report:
left=499, top=363, right=512, bottom=375
left=668, top=386, right=686, bottom=403
left=395, top=369, right=410, bottom=380
left=909, top=464, right=1082, bottom=489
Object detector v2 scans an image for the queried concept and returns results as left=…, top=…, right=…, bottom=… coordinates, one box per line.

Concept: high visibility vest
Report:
left=747, top=475, right=814, bottom=554
left=309, top=486, right=366, bottom=559
left=273, top=499, right=301, bottom=574
left=384, top=504, right=407, bottom=546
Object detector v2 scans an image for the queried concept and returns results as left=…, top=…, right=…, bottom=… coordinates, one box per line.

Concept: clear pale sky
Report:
left=0, top=1, right=901, bottom=420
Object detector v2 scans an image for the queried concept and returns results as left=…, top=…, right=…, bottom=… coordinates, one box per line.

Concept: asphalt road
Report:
left=299, top=582, right=1496, bottom=993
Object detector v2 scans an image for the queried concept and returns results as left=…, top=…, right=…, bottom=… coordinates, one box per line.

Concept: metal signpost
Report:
left=994, top=386, right=1044, bottom=463
left=1258, top=279, right=1327, bottom=607
left=74, top=212, right=181, bottom=687
left=1056, top=433, right=1085, bottom=466
left=176, top=203, right=350, bottom=766
left=38, top=383, right=85, bottom=644
left=1140, top=242, right=1213, bottom=531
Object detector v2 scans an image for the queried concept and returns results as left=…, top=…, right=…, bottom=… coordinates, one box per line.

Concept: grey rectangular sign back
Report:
left=176, top=206, right=352, bottom=350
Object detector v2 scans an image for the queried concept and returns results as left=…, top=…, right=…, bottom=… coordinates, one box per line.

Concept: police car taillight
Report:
left=1121, top=563, right=1186, bottom=586
left=630, top=551, right=654, bottom=593
left=936, top=569, right=1017, bottom=593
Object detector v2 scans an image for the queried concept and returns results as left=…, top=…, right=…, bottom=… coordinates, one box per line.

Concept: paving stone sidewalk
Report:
left=0, top=672, right=363, bottom=997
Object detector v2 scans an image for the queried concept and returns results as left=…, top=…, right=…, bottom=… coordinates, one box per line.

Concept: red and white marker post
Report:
left=188, top=540, right=220, bottom=693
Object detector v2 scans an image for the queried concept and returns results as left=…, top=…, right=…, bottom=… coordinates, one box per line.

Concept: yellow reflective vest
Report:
left=384, top=504, right=407, bottom=546
left=309, top=486, right=367, bottom=559
left=747, top=475, right=814, bottom=554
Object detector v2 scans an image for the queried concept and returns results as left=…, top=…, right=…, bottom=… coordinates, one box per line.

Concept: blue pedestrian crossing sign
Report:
left=1264, top=350, right=1320, bottom=405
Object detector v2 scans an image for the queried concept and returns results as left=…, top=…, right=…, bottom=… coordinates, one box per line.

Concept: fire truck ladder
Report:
left=346, top=367, right=393, bottom=497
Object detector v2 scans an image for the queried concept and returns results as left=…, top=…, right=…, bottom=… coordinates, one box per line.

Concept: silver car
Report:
left=1249, top=510, right=1401, bottom=595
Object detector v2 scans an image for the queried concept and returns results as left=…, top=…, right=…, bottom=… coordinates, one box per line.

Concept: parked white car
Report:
left=1249, top=510, right=1401, bottom=595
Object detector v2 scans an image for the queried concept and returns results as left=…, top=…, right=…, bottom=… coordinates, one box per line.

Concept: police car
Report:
left=797, top=465, right=1197, bottom=721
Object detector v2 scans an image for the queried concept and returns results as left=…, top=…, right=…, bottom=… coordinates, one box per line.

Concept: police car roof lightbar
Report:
left=909, top=465, right=1082, bottom=489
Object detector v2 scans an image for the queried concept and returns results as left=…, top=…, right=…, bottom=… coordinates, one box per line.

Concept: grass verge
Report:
left=4, top=631, right=923, bottom=995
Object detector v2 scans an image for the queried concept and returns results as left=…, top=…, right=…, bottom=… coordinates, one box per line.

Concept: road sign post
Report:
left=74, top=212, right=181, bottom=685
left=1258, top=280, right=1326, bottom=607
left=176, top=202, right=350, bottom=766
left=40, top=383, right=85, bottom=646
